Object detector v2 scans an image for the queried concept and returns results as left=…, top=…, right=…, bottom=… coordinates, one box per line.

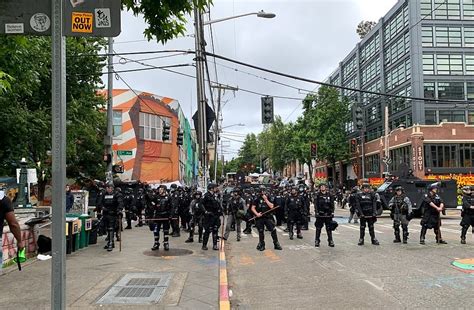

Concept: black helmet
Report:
left=207, top=183, right=217, bottom=191
left=259, top=185, right=267, bottom=192
left=159, top=184, right=167, bottom=190
left=361, top=183, right=371, bottom=189
left=106, top=182, right=114, bottom=189
left=352, top=186, right=359, bottom=192
left=428, top=182, right=439, bottom=191
left=194, top=190, right=202, bottom=197
left=395, top=186, right=404, bottom=192
left=170, top=184, right=178, bottom=189
left=462, top=186, right=471, bottom=193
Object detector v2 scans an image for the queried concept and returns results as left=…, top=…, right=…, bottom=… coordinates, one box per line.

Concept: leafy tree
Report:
left=122, top=0, right=213, bottom=43
left=238, top=133, right=260, bottom=169
left=356, top=21, right=377, bottom=39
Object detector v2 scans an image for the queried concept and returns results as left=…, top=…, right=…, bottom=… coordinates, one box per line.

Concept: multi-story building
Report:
left=314, top=0, right=474, bottom=184
left=107, top=89, right=198, bottom=185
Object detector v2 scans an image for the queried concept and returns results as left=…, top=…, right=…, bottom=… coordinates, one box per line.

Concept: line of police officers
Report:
left=95, top=180, right=474, bottom=253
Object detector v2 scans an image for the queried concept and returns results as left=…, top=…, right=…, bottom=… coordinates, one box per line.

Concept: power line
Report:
left=72, top=64, right=193, bottom=77
left=113, top=52, right=190, bottom=65
left=409, top=0, right=447, bottom=30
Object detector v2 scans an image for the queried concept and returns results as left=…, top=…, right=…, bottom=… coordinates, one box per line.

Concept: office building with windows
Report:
left=314, top=0, right=474, bottom=183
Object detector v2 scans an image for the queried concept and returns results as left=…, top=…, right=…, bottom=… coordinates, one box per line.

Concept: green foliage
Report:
left=0, top=71, right=12, bottom=93
left=238, top=133, right=260, bottom=168
left=0, top=36, right=107, bottom=184
left=122, top=0, right=213, bottom=43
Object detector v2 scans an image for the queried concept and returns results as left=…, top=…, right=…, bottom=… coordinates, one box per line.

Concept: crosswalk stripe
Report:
left=251, top=229, right=258, bottom=238
left=339, top=224, right=384, bottom=234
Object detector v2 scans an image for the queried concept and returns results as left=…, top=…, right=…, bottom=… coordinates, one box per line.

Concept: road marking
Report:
left=364, top=279, right=383, bottom=291
left=264, top=250, right=281, bottom=263
left=339, top=224, right=384, bottom=233
left=441, top=227, right=461, bottom=234
left=239, top=254, right=255, bottom=266
left=334, top=261, right=345, bottom=268
left=309, top=227, right=316, bottom=231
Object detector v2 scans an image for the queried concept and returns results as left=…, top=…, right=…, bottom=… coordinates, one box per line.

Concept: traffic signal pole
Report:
left=105, top=37, right=114, bottom=184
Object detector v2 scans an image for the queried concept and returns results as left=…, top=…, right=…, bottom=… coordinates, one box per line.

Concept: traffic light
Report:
left=112, top=164, right=124, bottom=174
left=162, top=122, right=171, bottom=141
left=177, top=131, right=184, bottom=145
left=310, top=143, right=317, bottom=158
left=261, top=96, right=274, bottom=124
left=350, top=138, right=357, bottom=153
left=355, top=106, right=364, bottom=130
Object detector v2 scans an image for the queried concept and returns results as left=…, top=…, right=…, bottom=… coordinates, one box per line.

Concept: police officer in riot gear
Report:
left=186, top=190, right=205, bottom=243
left=147, top=185, right=173, bottom=251
left=169, top=184, right=181, bottom=237
left=100, top=183, right=123, bottom=252
left=202, top=183, right=222, bottom=251
left=274, top=188, right=286, bottom=227
left=243, top=188, right=255, bottom=234
left=388, top=186, right=412, bottom=244
left=135, top=188, right=146, bottom=227
left=223, top=189, right=246, bottom=241
left=285, top=186, right=305, bottom=240
left=348, top=186, right=359, bottom=224
left=356, top=183, right=379, bottom=246
left=314, top=183, right=335, bottom=247
left=420, top=182, right=447, bottom=245
left=123, top=187, right=136, bottom=229
left=251, top=185, right=282, bottom=251
left=460, top=186, right=474, bottom=244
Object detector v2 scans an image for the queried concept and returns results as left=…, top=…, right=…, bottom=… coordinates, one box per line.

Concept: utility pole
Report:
left=194, top=7, right=208, bottom=187
left=211, top=83, right=238, bottom=183
left=105, top=37, right=114, bottom=184
left=384, top=104, right=390, bottom=176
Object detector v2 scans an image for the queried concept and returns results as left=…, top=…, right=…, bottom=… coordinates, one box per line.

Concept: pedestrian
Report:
left=356, top=183, right=379, bottom=246
left=147, top=185, right=172, bottom=251
left=420, top=182, right=447, bottom=245
left=460, top=186, right=474, bottom=244
left=223, top=189, right=245, bottom=242
left=285, top=186, right=305, bottom=240
left=185, top=190, right=205, bottom=243
left=251, top=185, right=282, bottom=251
left=314, top=183, right=335, bottom=247
left=99, top=183, right=123, bottom=252
left=201, top=183, right=222, bottom=251
left=65, top=185, right=74, bottom=213
left=388, top=186, right=412, bottom=244
left=0, top=191, right=24, bottom=272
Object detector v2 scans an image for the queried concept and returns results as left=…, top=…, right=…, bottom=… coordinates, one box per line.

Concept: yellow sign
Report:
left=71, top=12, right=93, bottom=33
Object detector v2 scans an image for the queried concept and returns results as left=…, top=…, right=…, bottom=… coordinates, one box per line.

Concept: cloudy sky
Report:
left=108, top=0, right=398, bottom=159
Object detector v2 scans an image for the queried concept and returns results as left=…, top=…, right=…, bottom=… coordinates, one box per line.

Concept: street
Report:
left=226, top=209, right=474, bottom=309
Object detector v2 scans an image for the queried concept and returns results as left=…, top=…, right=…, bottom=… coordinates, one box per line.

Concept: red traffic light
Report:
left=310, top=143, right=317, bottom=158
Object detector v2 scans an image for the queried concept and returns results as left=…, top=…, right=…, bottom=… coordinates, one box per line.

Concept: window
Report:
left=112, top=110, right=122, bottom=137
left=468, top=82, right=474, bottom=100
left=459, top=144, right=474, bottom=167
left=384, top=5, right=409, bottom=44
left=464, top=0, right=474, bottom=19
left=343, top=56, right=357, bottom=80
left=345, top=121, right=354, bottom=133
left=139, top=112, right=171, bottom=141
left=360, top=33, right=380, bottom=64
left=390, top=113, right=412, bottom=130
left=421, top=0, right=433, bottom=19
left=434, top=0, right=461, bottom=20
left=368, top=104, right=382, bottom=124
left=438, top=81, right=464, bottom=99
left=389, top=146, right=411, bottom=172
left=389, top=86, right=411, bottom=115
left=386, top=59, right=411, bottom=91
left=439, top=110, right=466, bottom=122
left=466, top=55, right=474, bottom=75
left=424, top=82, right=436, bottom=98
left=422, top=26, right=434, bottom=47
left=362, top=80, right=381, bottom=105
left=468, top=111, right=474, bottom=124
left=385, top=32, right=409, bottom=66
left=465, top=27, right=474, bottom=47
left=365, top=154, right=380, bottom=175
left=423, top=54, right=435, bottom=74
left=436, top=54, right=463, bottom=75
left=361, top=58, right=380, bottom=85
left=424, top=144, right=462, bottom=168
left=365, top=126, right=383, bottom=141
left=435, top=26, right=462, bottom=47
left=425, top=110, right=437, bottom=125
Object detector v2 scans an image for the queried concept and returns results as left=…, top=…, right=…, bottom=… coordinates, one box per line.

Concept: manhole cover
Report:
left=143, top=248, right=193, bottom=257
left=97, top=273, right=172, bottom=305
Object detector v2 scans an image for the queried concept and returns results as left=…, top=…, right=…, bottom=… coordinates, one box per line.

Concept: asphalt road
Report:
left=225, top=209, right=474, bottom=310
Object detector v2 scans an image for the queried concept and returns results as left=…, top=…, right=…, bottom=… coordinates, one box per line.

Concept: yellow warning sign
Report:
left=71, top=12, right=93, bottom=33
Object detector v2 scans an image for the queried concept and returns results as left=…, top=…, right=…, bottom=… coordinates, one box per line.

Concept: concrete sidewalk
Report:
left=0, top=226, right=220, bottom=310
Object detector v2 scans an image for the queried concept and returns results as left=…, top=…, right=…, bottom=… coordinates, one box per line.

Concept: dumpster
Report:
left=79, top=215, right=92, bottom=249
left=89, top=219, right=100, bottom=245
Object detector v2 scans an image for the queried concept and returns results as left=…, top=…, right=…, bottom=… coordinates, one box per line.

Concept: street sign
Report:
left=117, top=150, right=133, bottom=156
left=0, top=0, right=121, bottom=37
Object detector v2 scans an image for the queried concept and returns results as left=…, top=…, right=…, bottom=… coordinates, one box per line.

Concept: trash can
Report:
left=89, top=219, right=99, bottom=245
left=79, top=215, right=91, bottom=249
left=66, top=221, right=73, bottom=254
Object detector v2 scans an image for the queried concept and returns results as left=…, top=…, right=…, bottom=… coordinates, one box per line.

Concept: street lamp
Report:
left=221, top=123, right=245, bottom=130
left=203, top=10, right=276, bottom=26
left=17, top=158, right=28, bottom=207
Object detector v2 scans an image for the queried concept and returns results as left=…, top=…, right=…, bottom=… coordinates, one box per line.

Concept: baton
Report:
left=144, top=218, right=178, bottom=221
left=315, top=215, right=334, bottom=218
left=249, top=206, right=280, bottom=221
left=119, top=218, right=122, bottom=252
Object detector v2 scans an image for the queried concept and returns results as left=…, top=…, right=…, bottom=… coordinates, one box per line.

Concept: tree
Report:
left=122, top=0, right=213, bottom=43
left=311, top=86, right=350, bottom=185
left=0, top=71, right=12, bottom=94
left=356, top=21, right=377, bottom=39
left=238, top=133, right=259, bottom=171
left=0, top=36, right=107, bottom=200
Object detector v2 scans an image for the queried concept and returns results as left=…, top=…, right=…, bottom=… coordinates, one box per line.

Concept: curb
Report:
left=219, top=240, right=230, bottom=310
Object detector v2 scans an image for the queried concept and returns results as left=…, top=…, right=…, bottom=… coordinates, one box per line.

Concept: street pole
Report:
left=194, top=7, right=208, bottom=187
left=360, top=129, right=366, bottom=181
left=105, top=37, right=114, bottom=184
left=213, top=87, right=221, bottom=183
left=384, top=104, right=390, bottom=176
left=51, top=0, right=66, bottom=308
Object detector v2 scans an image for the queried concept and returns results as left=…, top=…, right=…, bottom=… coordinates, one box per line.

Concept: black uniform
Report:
left=461, top=191, right=474, bottom=244
left=420, top=190, right=446, bottom=244
left=202, top=191, right=222, bottom=250
left=186, top=196, right=205, bottom=243
left=348, top=189, right=359, bottom=224
left=388, top=194, right=412, bottom=243
left=252, top=194, right=282, bottom=251
left=314, top=190, right=335, bottom=247
left=274, top=190, right=286, bottom=226
left=169, top=189, right=181, bottom=237
left=100, top=189, right=123, bottom=251
left=123, top=189, right=136, bottom=229
left=147, top=189, right=173, bottom=251
left=134, top=189, right=146, bottom=227
left=356, top=190, right=379, bottom=245
left=224, top=195, right=245, bottom=241
left=285, top=194, right=305, bottom=240
left=243, top=193, right=255, bottom=234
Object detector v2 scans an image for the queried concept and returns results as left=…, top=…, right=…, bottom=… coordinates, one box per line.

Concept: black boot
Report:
left=202, top=234, right=209, bottom=250
left=212, top=232, right=219, bottom=250
left=256, top=241, right=265, bottom=251
left=327, top=227, right=334, bottom=247
left=288, top=224, right=294, bottom=240
left=257, top=231, right=265, bottom=251
left=164, top=242, right=169, bottom=251
left=152, top=242, right=160, bottom=251
left=402, top=225, right=409, bottom=244
left=107, top=241, right=114, bottom=252
left=315, top=228, right=321, bottom=247
left=369, top=227, right=379, bottom=245
left=420, top=226, right=427, bottom=244
left=185, top=229, right=194, bottom=243
left=358, top=227, right=365, bottom=246
left=296, top=226, right=303, bottom=239
left=393, top=226, right=401, bottom=243
left=461, top=226, right=468, bottom=244
left=271, top=230, right=282, bottom=250
left=435, top=228, right=447, bottom=244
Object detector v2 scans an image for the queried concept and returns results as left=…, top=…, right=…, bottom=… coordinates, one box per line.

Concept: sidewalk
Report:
left=0, top=226, right=220, bottom=310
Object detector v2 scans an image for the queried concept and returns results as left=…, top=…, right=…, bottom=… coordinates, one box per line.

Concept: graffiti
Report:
left=2, top=229, right=37, bottom=267
left=452, top=258, right=474, bottom=274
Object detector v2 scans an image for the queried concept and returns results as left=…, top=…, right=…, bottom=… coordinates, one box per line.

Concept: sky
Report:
left=107, top=0, right=398, bottom=159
